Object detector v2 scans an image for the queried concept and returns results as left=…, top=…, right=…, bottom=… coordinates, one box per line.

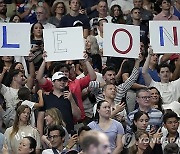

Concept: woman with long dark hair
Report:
left=110, top=5, right=125, bottom=24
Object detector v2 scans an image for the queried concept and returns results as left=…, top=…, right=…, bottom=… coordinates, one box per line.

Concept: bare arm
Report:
left=142, top=48, right=153, bottom=86
left=64, top=91, right=81, bottom=120
left=84, top=53, right=97, bottom=81
left=34, top=90, right=44, bottom=108
left=115, top=59, right=127, bottom=83
left=37, top=111, right=45, bottom=137
left=160, top=53, right=172, bottom=63
left=36, top=58, right=47, bottom=85
left=83, top=29, right=89, bottom=39
left=112, top=134, right=123, bottom=154
left=171, top=57, right=180, bottom=81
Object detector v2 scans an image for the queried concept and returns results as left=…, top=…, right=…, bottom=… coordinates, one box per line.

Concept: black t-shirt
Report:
left=59, top=13, right=90, bottom=29
left=40, top=92, right=74, bottom=133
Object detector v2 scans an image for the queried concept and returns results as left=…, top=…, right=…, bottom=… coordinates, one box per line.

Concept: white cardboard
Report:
left=0, top=23, right=31, bottom=56
left=43, top=27, right=85, bottom=62
left=103, top=23, right=140, bottom=58
left=149, top=21, right=180, bottom=53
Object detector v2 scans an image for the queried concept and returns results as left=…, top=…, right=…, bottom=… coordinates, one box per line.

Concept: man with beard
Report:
left=0, top=0, right=9, bottom=22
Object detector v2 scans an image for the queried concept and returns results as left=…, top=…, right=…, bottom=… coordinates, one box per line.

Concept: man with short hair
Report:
left=126, top=0, right=153, bottom=24
left=82, top=130, right=111, bottom=154
left=89, top=57, right=142, bottom=104
left=127, top=87, right=163, bottom=131
left=59, top=0, right=90, bottom=38
left=90, top=0, right=112, bottom=35
left=153, top=0, right=179, bottom=20
left=42, top=125, right=66, bottom=154
left=161, top=111, right=180, bottom=149
left=142, top=48, right=180, bottom=106
left=37, top=54, right=96, bottom=123
left=36, top=6, right=56, bottom=28
left=37, top=71, right=81, bottom=136
left=130, top=7, right=149, bottom=43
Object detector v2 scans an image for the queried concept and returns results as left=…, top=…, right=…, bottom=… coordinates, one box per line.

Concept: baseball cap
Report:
left=52, top=71, right=68, bottom=81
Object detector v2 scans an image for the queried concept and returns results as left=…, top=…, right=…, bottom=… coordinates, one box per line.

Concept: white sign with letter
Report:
left=43, top=27, right=85, bottom=62
left=149, top=21, right=180, bottom=53
left=103, top=23, right=140, bottom=58
left=0, top=23, right=31, bottom=56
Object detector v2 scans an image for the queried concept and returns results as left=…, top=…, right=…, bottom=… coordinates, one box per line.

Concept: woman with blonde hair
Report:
left=85, top=35, right=102, bottom=73
left=41, top=107, right=69, bottom=148
left=4, top=105, right=41, bottom=154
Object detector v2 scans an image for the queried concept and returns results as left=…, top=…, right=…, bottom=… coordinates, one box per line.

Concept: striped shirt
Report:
left=127, top=108, right=163, bottom=132
left=89, top=67, right=139, bottom=103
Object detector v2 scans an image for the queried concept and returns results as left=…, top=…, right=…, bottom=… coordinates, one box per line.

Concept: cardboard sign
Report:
left=0, top=23, right=31, bottom=56
left=43, top=27, right=85, bottom=61
left=103, top=23, right=140, bottom=58
left=149, top=21, right=180, bottom=53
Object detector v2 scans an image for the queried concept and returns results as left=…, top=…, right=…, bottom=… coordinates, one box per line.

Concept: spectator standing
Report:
left=59, top=0, right=90, bottom=38
left=153, top=0, right=179, bottom=20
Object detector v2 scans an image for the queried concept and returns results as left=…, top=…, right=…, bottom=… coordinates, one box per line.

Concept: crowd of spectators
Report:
left=0, top=0, right=180, bottom=153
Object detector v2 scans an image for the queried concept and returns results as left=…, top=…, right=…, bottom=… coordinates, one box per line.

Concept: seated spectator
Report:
left=142, top=48, right=180, bottom=106
left=109, top=0, right=133, bottom=17
left=164, top=143, right=180, bottom=154
left=148, top=87, right=163, bottom=112
left=36, top=6, right=56, bottom=29
left=82, top=130, right=111, bottom=154
left=88, top=100, right=124, bottom=153
left=41, top=108, right=69, bottom=149
left=48, top=1, right=67, bottom=27
left=9, top=14, right=21, bottom=23
left=90, top=0, right=112, bottom=36
left=85, top=35, right=102, bottom=73
left=17, top=87, right=44, bottom=127
left=128, top=130, right=162, bottom=154
left=4, top=105, right=41, bottom=154
left=30, top=22, right=44, bottom=70
left=127, top=87, right=163, bottom=132
left=126, top=0, right=153, bottom=25
left=42, top=125, right=66, bottom=154
left=18, top=136, right=37, bottom=154
left=0, top=0, right=10, bottom=22
left=153, top=0, right=179, bottom=20
left=110, top=4, right=126, bottom=24
left=171, top=0, right=180, bottom=20
left=0, top=56, right=14, bottom=85
left=122, top=111, right=150, bottom=151
left=161, top=111, right=180, bottom=149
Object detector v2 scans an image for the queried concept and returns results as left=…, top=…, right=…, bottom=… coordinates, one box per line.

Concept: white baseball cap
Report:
left=52, top=72, right=68, bottom=82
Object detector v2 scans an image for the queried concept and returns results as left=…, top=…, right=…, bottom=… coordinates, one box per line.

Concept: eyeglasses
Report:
left=138, top=96, right=151, bottom=100
left=48, top=135, right=60, bottom=140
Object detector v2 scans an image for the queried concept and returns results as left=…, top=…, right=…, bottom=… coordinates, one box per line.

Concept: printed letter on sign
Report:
left=112, top=28, right=133, bottom=54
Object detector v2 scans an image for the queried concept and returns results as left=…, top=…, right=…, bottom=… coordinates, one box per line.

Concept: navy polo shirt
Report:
left=40, top=92, right=74, bottom=133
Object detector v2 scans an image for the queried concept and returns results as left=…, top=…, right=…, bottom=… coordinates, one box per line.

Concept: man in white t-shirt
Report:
left=142, top=48, right=180, bottom=106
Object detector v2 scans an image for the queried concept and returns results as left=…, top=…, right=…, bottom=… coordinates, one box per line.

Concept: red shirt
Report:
left=39, top=75, right=91, bottom=120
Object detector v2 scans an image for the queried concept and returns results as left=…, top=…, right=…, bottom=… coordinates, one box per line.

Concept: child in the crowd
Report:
left=17, top=87, right=44, bottom=126
left=161, top=111, right=180, bottom=149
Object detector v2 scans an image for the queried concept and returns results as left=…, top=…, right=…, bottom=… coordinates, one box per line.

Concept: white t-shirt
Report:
left=150, top=79, right=180, bottom=105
